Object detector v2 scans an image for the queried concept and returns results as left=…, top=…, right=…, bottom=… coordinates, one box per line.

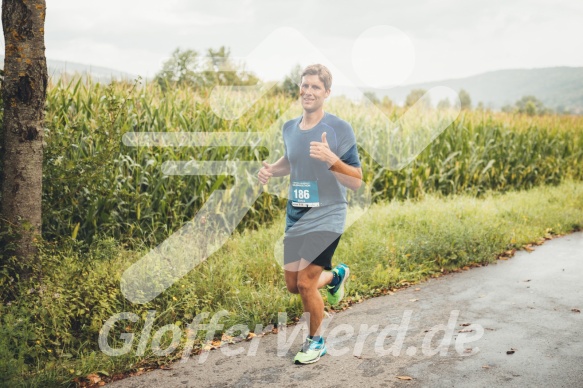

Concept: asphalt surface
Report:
left=109, top=231, right=583, bottom=388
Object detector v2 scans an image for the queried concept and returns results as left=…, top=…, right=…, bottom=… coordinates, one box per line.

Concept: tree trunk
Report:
left=0, top=0, right=47, bottom=278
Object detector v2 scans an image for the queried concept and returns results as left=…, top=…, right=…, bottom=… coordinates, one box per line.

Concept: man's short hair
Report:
left=301, top=64, right=333, bottom=91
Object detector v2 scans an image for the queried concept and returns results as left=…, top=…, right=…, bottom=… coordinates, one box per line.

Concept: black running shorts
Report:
left=283, top=231, right=342, bottom=270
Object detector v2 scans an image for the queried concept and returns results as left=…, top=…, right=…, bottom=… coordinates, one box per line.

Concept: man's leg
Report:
left=283, top=263, right=334, bottom=294
left=284, top=261, right=300, bottom=294
left=284, top=263, right=333, bottom=295
left=297, top=259, right=327, bottom=337
left=317, top=270, right=333, bottom=289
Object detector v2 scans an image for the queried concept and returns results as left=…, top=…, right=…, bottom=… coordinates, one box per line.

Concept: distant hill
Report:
left=0, top=55, right=136, bottom=84
left=370, top=67, right=583, bottom=114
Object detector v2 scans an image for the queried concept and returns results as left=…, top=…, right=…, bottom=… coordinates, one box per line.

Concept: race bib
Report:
left=291, top=180, right=320, bottom=207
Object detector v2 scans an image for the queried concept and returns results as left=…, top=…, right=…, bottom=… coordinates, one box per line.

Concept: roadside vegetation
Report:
left=2, top=179, right=582, bottom=386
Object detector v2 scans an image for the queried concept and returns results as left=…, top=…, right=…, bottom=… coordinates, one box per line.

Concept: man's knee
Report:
left=286, top=283, right=300, bottom=294
left=296, top=278, right=317, bottom=294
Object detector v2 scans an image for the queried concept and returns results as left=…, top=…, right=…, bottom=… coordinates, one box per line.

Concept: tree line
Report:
left=155, top=47, right=564, bottom=117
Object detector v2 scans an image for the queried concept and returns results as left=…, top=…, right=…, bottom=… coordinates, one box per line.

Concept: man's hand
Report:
left=310, top=132, right=363, bottom=191
left=310, top=132, right=339, bottom=167
left=258, top=161, right=274, bottom=184
left=257, top=157, right=291, bottom=185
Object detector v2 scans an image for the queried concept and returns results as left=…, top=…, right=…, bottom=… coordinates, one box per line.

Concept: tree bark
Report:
left=0, top=0, right=47, bottom=277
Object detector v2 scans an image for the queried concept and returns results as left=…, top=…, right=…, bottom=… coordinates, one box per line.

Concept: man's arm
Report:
left=309, top=132, right=362, bottom=191
left=258, top=156, right=290, bottom=184
left=329, top=160, right=362, bottom=191
left=270, top=156, right=291, bottom=177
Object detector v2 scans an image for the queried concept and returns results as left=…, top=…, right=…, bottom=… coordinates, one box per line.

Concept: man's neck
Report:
left=300, top=109, right=325, bottom=130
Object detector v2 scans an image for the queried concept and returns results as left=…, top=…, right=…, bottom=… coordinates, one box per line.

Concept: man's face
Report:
left=299, top=74, right=330, bottom=113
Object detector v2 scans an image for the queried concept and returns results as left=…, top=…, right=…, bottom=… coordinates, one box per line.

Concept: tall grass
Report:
left=365, top=111, right=583, bottom=200
left=37, top=77, right=583, bottom=247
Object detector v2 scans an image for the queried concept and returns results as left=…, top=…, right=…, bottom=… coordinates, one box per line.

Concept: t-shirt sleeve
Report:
left=340, top=144, right=361, bottom=167
left=336, top=121, right=361, bottom=167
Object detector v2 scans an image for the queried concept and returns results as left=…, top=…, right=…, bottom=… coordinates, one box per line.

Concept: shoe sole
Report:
left=294, top=347, right=327, bottom=364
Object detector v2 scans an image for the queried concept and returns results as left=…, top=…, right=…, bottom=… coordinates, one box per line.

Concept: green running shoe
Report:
left=326, top=263, right=350, bottom=306
left=294, top=337, right=327, bottom=364
left=296, top=311, right=331, bottom=353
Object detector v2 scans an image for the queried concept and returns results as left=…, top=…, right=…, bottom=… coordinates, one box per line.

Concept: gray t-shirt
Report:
left=283, top=112, right=361, bottom=237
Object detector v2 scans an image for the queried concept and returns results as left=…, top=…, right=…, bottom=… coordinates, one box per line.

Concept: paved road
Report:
left=109, top=232, right=583, bottom=388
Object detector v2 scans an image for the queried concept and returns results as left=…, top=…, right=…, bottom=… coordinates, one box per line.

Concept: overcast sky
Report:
left=4, top=0, right=582, bottom=86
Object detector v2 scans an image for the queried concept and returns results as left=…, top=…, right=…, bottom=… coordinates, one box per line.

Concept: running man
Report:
left=258, top=64, right=363, bottom=364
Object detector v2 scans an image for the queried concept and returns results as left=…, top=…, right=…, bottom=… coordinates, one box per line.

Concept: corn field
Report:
left=31, top=77, right=583, bottom=246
